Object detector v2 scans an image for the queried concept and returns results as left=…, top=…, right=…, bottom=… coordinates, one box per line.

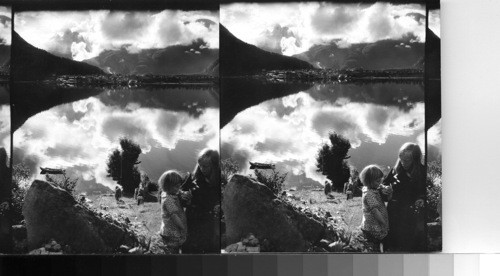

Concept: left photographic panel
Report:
left=11, top=8, right=220, bottom=254
left=0, top=6, right=10, bottom=254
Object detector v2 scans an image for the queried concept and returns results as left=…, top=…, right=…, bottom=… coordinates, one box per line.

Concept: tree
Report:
left=106, top=138, right=142, bottom=195
left=253, top=168, right=287, bottom=196
left=221, top=158, right=240, bottom=191
left=316, top=132, right=352, bottom=191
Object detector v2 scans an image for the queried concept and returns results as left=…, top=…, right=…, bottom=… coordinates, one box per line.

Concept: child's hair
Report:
left=395, top=142, right=423, bottom=177
left=359, top=165, right=384, bottom=189
left=158, top=170, right=183, bottom=194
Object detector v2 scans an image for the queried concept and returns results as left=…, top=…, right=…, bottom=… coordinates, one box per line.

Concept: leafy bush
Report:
left=426, top=161, right=442, bottom=222
left=11, top=163, right=31, bottom=224
left=221, top=158, right=240, bottom=191
left=253, top=168, right=287, bottom=196
left=45, top=173, right=79, bottom=195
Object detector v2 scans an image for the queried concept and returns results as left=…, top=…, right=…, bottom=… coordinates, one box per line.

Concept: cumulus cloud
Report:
left=15, top=10, right=219, bottom=61
left=429, top=9, right=441, bottom=38
left=13, top=93, right=219, bottom=189
left=0, top=105, right=10, bottom=155
left=222, top=90, right=424, bottom=187
left=0, top=6, right=11, bottom=45
left=221, top=2, right=425, bottom=56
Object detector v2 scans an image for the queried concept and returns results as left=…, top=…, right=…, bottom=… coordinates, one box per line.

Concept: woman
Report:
left=386, top=143, right=426, bottom=252
left=181, top=148, right=220, bottom=253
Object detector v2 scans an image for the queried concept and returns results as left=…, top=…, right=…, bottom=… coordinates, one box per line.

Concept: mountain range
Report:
left=12, top=31, right=104, bottom=81
left=82, top=39, right=218, bottom=76
left=292, top=34, right=424, bottom=70
left=220, top=24, right=313, bottom=76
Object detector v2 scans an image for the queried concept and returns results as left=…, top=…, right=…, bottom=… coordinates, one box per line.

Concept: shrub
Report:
left=45, top=173, right=79, bottom=195
left=253, top=168, right=287, bottom=196
left=11, top=163, right=31, bottom=224
left=221, top=158, right=240, bottom=191
left=426, top=161, right=442, bottom=222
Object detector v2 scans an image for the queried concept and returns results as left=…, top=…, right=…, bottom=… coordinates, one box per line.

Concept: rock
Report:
left=118, top=245, right=131, bottom=253
left=12, top=224, right=27, bottom=240
left=128, top=247, right=143, bottom=254
left=325, top=212, right=332, bottom=218
left=309, top=198, right=317, bottom=204
left=427, top=222, right=442, bottom=251
left=313, top=246, right=328, bottom=253
left=223, top=175, right=325, bottom=252
left=289, top=187, right=297, bottom=191
left=23, top=180, right=138, bottom=253
left=328, top=241, right=345, bottom=252
left=319, top=239, right=331, bottom=249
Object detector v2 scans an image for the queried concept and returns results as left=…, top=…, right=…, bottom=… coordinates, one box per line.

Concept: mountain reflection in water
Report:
left=222, top=81, right=424, bottom=189
left=13, top=85, right=219, bottom=193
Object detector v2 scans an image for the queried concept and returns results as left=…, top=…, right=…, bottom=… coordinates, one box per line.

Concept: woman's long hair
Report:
left=394, top=142, right=424, bottom=179
left=193, top=148, right=220, bottom=187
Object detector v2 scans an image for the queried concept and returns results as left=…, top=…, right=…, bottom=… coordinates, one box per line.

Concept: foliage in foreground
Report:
left=253, top=168, right=287, bottom=196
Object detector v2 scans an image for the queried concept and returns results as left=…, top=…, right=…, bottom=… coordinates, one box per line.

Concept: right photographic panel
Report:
left=220, top=2, right=440, bottom=253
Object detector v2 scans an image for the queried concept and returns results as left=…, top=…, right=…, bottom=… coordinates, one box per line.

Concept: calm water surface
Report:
left=13, top=87, right=219, bottom=192
left=222, top=82, right=424, bottom=189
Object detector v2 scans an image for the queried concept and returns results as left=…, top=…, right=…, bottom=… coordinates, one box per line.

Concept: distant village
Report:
left=47, top=74, right=218, bottom=88
left=256, top=68, right=424, bottom=84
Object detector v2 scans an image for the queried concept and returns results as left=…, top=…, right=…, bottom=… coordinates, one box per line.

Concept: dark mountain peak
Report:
left=12, top=31, right=105, bottom=81
left=220, top=24, right=313, bottom=76
left=81, top=38, right=218, bottom=76
left=293, top=35, right=424, bottom=70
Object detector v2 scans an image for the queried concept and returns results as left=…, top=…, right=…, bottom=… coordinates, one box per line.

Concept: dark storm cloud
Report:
left=311, top=5, right=359, bottom=34
left=101, top=12, right=151, bottom=40
left=195, top=18, right=216, bottom=28
left=0, top=15, right=10, bottom=26
left=406, top=12, right=426, bottom=25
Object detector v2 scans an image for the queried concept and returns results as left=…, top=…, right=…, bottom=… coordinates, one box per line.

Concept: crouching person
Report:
left=158, top=170, right=188, bottom=254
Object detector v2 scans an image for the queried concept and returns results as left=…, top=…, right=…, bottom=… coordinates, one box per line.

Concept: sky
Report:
left=13, top=90, right=219, bottom=189
left=0, top=6, right=10, bottom=45
left=222, top=84, right=425, bottom=187
left=221, top=2, right=426, bottom=56
left=15, top=10, right=219, bottom=61
left=429, top=9, right=441, bottom=38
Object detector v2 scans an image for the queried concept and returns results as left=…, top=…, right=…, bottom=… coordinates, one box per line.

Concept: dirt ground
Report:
left=86, top=194, right=161, bottom=240
left=287, top=189, right=363, bottom=232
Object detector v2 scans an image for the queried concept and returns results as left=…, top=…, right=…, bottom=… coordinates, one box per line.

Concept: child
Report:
left=158, top=170, right=188, bottom=253
left=359, top=165, right=390, bottom=252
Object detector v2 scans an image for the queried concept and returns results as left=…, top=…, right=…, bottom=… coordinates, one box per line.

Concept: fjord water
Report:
left=13, top=85, right=219, bottom=192
left=221, top=80, right=424, bottom=189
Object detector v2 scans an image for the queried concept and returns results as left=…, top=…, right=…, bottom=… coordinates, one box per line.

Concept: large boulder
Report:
left=222, top=175, right=325, bottom=252
left=23, top=180, right=137, bottom=253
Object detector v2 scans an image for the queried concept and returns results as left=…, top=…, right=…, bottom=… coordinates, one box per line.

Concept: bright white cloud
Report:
left=0, top=6, right=11, bottom=45
left=14, top=95, right=219, bottom=189
left=221, top=2, right=425, bottom=56
left=15, top=10, right=219, bottom=61
left=0, top=105, right=10, bottom=155
left=429, top=9, right=441, bottom=38
left=222, top=91, right=424, bottom=186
